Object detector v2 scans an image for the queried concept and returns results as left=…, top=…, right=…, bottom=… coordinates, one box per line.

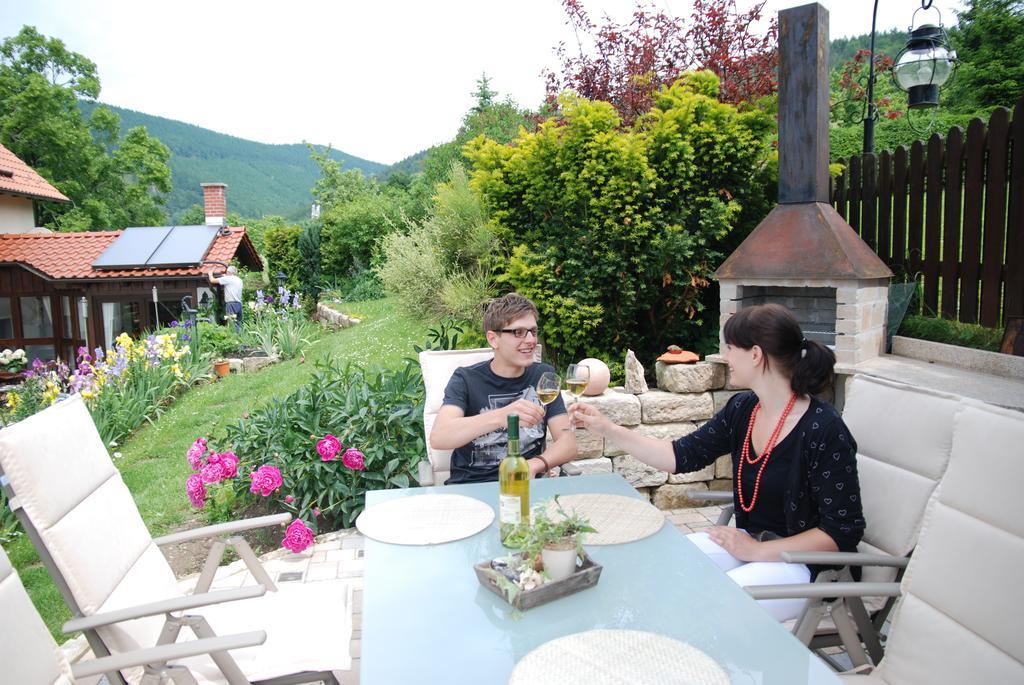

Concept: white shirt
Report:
left=218, top=274, right=243, bottom=303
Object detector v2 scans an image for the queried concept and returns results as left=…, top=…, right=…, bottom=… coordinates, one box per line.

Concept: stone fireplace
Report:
left=714, top=2, right=892, bottom=368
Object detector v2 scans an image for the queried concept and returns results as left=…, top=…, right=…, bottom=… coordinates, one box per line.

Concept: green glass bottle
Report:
left=498, top=413, right=530, bottom=545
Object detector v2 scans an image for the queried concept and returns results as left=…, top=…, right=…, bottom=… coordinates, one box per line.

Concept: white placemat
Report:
left=508, top=629, right=730, bottom=685
left=544, top=493, right=665, bottom=545
left=355, top=494, right=494, bottom=545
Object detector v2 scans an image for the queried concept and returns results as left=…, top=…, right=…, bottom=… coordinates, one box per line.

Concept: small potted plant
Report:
left=0, top=348, right=28, bottom=381
left=212, top=358, right=231, bottom=378
left=508, top=496, right=597, bottom=582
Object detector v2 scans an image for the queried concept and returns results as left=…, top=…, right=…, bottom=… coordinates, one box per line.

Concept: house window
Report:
left=0, top=297, right=12, bottom=339
left=102, top=301, right=141, bottom=350
left=24, top=344, right=56, bottom=362
left=20, top=296, right=53, bottom=338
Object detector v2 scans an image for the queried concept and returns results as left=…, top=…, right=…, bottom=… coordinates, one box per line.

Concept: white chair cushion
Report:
left=0, top=546, right=74, bottom=685
left=46, top=474, right=158, bottom=615
left=871, top=400, right=1024, bottom=684
left=97, top=542, right=182, bottom=654
left=842, top=375, right=959, bottom=557
left=172, top=581, right=353, bottom=684
left=0, top=394, right=117, bottom=529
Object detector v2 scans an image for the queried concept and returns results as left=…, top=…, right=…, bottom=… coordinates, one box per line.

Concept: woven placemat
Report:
left=355, top=494, right=494, bottom=545
left=508, top=629, right=730, bottom=685
left=544, top=493, right=665, bottom=545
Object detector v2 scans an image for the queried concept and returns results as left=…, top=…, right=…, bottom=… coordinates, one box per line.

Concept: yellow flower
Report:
left=81, top=389, right=94, bottom=400
left=6, top=392, right=21, bottom=410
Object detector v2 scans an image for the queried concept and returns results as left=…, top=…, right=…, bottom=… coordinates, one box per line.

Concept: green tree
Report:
left=947, top=0, right=1024, bottom=111
left=420, top=75, right=537, bottom=190
left=0, top=26, right=172, bottom=230
left=466, top=72, right=773, bottom=365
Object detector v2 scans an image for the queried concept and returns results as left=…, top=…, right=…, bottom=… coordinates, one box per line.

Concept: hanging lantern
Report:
left=892, top=14, right=957, bottom=109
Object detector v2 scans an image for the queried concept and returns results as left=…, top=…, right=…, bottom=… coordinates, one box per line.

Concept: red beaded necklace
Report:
left=737, top=393, right=798, bottom=513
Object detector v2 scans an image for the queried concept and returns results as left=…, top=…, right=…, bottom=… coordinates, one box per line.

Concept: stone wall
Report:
left=562, top=361, right=740, bottom=510
left=316, top=303, right=361, bottom=329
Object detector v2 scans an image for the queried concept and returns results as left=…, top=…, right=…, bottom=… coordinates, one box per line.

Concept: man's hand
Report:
left=708, top=526, right=763, bottom=562
left=528, top=458, right=550, bottom=478
left=501, top=399, right=545, bottom=428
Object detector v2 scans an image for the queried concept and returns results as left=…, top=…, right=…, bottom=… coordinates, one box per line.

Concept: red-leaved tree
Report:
left=544, top=0, right=778, bottom=124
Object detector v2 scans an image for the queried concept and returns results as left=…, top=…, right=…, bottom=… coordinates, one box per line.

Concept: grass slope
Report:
left=7, top=298, right=429, bottom=640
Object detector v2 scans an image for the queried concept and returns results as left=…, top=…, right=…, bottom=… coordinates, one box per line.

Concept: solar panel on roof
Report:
left=92, top=226, right=172, bottom=269
left=92, top=225, right=222, bottom=270
left=147, top=225, right=220, bottom=267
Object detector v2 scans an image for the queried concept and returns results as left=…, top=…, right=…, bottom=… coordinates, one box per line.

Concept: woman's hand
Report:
left=708, top=526, right=764, bottom=562
left=567, top=402, right=616, bottom=437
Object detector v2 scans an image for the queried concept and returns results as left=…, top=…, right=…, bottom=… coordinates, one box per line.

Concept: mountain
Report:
left=80, top=102, right=388, bottom=222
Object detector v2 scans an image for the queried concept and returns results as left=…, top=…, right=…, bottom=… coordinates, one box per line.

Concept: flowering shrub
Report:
left=203, top=357, right=424, bottom=530
left=242, top=286, right=318, bottom=360
left=0, top=329, right=207, bottom=445
left=0, top=347, right=27, bottom=373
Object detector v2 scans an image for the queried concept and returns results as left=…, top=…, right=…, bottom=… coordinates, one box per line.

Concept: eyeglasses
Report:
left=498, top=327, right=539, bottom=339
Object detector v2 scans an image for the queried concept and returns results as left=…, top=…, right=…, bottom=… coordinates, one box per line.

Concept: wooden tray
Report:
left=474, top=552, right=602, bottom=611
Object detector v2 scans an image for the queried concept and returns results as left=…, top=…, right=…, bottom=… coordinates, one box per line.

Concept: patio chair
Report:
left=1, top=543, right=268, bottom=685
left=0, top=394, right=353, bottom=685
left=419, top=346, right=582, bottom=485
left=729, top=376, right=960, bottom=667
left=758, top=397, right=1024, bottom=683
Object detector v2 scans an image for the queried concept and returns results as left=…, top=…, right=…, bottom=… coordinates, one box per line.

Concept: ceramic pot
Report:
left=213, top=360, right=230, bottom=378
left=541, top=539, right=578, bottom=582
left=577, top=358, right=611, bottom=396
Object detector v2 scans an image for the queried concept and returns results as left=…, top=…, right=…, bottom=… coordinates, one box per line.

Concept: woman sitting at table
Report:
left=569, top=303, right=865, bottom=621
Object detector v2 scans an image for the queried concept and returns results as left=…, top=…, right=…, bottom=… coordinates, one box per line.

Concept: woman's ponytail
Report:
left=791, top=340, right=836, bottom=396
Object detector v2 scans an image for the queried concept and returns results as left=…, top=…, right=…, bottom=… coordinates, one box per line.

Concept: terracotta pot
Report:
left=213, top=360, right=230, bottom=378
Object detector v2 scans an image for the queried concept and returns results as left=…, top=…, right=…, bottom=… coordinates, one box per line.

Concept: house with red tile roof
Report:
left=0, top=159, right=261, bottom=363
left=0, top=142, right=70, bottom=232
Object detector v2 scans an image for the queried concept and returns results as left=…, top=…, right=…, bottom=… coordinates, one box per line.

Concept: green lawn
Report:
left=7, top=297, right=430, bottom=640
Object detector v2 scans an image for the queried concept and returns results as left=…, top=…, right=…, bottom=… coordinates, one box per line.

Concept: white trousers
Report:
left=687, top=531, right=810, bottom=622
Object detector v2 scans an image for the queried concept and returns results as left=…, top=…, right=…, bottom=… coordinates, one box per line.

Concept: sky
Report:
left=2, top=0, right=964, bottom=165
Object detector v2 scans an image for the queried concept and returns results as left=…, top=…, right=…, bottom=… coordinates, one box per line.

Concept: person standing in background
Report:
left=208, top=265, right=244, bottom=332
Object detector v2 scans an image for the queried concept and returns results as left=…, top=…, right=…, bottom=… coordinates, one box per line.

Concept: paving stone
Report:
left=655, top=361, right=726, bottom=393
left=576, top=389, right=641, bottom=426
left=667, top=463, right=715, bottom=484
left=306, top=562, right=340, bottom=581
left=639, top=390, right=714, bottom=423
left=612, top=454, right=668, bottom=488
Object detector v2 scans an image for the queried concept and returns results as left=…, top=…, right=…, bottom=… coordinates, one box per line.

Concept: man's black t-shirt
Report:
left=441, top=360, right=567, bottom=484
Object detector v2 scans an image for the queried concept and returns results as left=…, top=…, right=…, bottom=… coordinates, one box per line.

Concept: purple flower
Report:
left=170, top=320, right=179, bottom=328
left=186, top=474, right=206, bottom=509
left=181, top=333, right=191, bottom=342
left=249, top=465, right=283, bottom=497
left=291, top=293, right=300, bottom=308
left=281, top=519, right=314, bottom=553
left=201, top=461, right=225, bottom=484
left=316, top=434, right=342, bottom=462
left=217, top=451, right=239, bottom=478
left=342, top=448, right=365, bottom=471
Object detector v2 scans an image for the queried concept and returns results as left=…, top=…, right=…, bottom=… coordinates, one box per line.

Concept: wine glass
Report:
left=564, top=364, right=590, bottom=429
left=536, top=371, right=562, bottom=406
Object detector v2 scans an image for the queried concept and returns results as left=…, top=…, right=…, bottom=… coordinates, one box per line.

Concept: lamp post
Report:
left=863, top=0, right=957, bottom=154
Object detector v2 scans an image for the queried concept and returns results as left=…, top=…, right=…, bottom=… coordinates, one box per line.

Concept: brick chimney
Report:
left=201, top=182, right=227, bottom=226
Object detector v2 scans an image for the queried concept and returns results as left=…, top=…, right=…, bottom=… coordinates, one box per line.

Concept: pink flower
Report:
left=201, top=461, right=225, bottom=484
left=285, top=495, right=295, bottom=504
left=281, top=519, right=314, bottom=553
left=313, top=507, right=321, bottom=517
left=217, top=451, right=239, bottom=478
left=186, top=474, right=206, bottom=509
left=316, top=434, right=342, bottom=462
left=342, top=448, right=365, bottom=471
left=186, top=438, right=208, bottom=471
left=249, top=464, right=283, bottom=497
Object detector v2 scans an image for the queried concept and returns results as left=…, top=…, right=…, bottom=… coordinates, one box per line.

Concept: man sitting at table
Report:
left=430, top=293, right=577, bottom=484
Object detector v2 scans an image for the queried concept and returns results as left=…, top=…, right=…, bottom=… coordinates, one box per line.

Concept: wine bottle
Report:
left=498, top=413, right=530, bottom=545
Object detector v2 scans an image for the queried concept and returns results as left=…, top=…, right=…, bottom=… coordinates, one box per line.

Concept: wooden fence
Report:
left=832, top=95, right=1024, bottom=329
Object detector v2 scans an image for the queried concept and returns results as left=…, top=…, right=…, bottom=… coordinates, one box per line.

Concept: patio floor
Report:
left=67, top=503, right=732, bottom=684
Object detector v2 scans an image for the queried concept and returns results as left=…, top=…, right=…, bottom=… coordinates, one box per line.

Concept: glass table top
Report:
left=361, top=473, right=841, bottom=684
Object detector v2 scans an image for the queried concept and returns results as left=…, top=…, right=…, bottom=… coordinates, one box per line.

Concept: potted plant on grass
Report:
left=212, top=358, right=230, bottom=378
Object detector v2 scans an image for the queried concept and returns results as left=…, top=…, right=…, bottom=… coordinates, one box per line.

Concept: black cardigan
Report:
left=672, top=391, right=865, bottom=552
